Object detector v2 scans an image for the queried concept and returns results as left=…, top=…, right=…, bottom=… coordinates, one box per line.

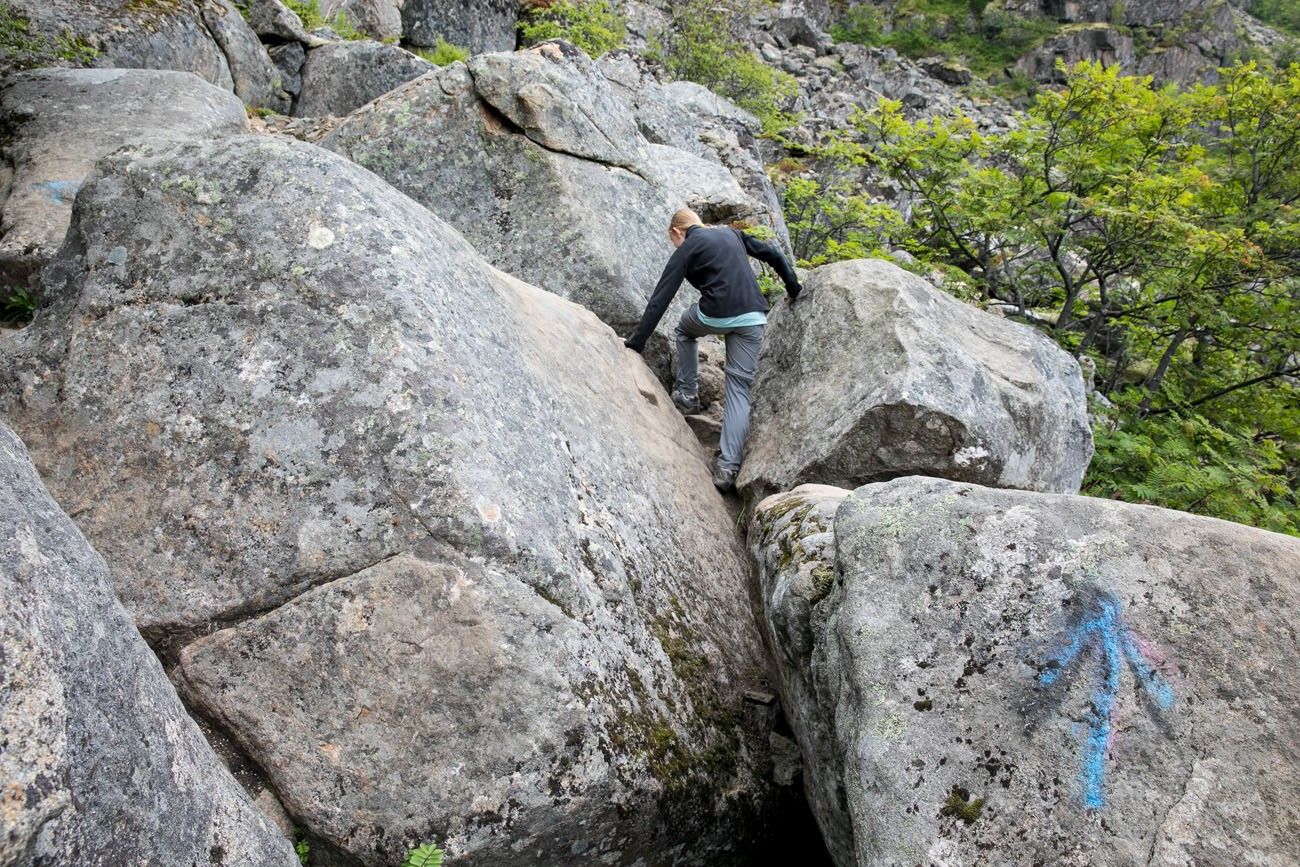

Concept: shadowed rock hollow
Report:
left=0, top=133, right=783, bottom=865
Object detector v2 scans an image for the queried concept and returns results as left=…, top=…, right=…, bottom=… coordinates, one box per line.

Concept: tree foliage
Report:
left=792, top=61, right=1300, bottom=533
left=517, top=0, right=625, bottom=57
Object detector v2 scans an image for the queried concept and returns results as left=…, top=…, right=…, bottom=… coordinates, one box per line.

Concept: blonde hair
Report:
left=669, top=208, right=704, bottom=233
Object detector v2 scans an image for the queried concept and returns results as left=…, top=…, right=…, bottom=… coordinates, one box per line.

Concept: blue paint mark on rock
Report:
left=35, top=180, right=82, bottom=205
left=1036, top=589, right=1175, bottom=809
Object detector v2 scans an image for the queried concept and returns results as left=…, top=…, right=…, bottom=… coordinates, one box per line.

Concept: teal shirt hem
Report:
left=698, top=310, right=767, bottom=328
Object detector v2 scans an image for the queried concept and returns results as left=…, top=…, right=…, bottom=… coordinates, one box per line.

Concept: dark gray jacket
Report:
left=624, top=225, right=800, bottom=352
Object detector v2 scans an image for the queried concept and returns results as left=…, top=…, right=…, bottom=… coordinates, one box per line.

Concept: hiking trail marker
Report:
left=1037, top=591, right=1175, bottom=809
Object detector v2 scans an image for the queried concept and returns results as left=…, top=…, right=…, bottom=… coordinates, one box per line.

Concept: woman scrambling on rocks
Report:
left=624, top=208, right=802, bottom=492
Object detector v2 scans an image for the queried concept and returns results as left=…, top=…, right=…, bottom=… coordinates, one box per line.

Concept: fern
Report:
left=403, top=843, right=445, bottom=867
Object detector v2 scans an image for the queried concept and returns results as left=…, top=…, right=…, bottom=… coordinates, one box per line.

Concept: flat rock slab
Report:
left=0, top=423, right=297, bottom=867
left=749, top=478, right=1300, bottom=866
left=739, top=258, right=1094, bottom=498
left=0, top=68, right=247, bottom=290
left=0, top=134, right=780, bottom=865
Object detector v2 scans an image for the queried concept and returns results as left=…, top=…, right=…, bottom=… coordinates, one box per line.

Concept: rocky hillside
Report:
left=2, top=1, right=1297, bottom=866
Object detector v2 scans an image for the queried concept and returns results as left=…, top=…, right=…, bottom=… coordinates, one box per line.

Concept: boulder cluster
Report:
left=2, top=2, right=1297, bottom=866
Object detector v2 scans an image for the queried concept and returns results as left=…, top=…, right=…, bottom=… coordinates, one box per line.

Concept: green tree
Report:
left=828, top=60, right=1299, bottom=532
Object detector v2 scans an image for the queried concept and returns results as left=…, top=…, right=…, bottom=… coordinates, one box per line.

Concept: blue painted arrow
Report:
left=1037, top=593, right=1175, bottom=809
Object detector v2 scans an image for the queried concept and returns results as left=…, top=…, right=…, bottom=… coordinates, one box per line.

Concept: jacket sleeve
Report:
left=625, top=243, right=689, bottom=352
left=740, top=230, right=802, bottom=299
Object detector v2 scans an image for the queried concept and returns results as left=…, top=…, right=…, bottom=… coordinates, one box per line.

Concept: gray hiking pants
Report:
left=674, top=304, right=763, bottom=472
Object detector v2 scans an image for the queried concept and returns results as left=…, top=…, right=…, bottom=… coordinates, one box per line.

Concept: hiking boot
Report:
left=672, top=389, right=701, bottom=415
left=711, top=454, right=737, bottom=493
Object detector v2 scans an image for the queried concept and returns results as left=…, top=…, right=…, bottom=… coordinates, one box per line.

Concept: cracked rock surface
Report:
left=0, top=0, right=290, bottom=110
left=0, top=134, right=780, bottom=865
left=323, top=41, right=786, bottom=376
left=739, top=258, right=1094, bottom=499
left=0, top=423, right=297, bottom=867
left=749, top=477, right=1300, bottom=866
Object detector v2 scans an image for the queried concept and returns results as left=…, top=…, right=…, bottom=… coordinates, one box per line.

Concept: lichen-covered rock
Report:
left=293, top=40, right=434, bottom=117
left=0, top=134, right=781, bottom=865
left=738, top=258, right=1093, bottom=499
left=401, top=0, right=517, bottom=51
left=749, top=478, right=1300, bottom=867
left=0, top=423, right=297, bottom=867
left=0, top=68, right=247, bottom=291
left=323, top=42, right=781, bottom=373
left=0, top=0, right=289, bottom=109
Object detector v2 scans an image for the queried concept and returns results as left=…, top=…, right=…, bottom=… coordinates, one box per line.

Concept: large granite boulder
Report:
left=0, top=68, right=247, bottom=293
left=0, top=134, right=781, bottom=865
left=401, top=0, right=517, bottom=52
left=0, top=423, right=297, bottom=867
left=323, top=42, right=784, bottom=372
left=0, top=0, right=289, bottom=110
left=738, top=259, right=1093, bottom=499
left=293, top=41, right=434, bottom=117
left=750, top=478, right=1300, bottom=866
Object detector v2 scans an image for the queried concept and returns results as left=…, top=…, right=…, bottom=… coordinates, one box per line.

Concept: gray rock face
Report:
left=1, top=134, right=780, bottom=865
left=202, top=0, right=293, bottom=110
left=1016, top=24, right=1137, bottom=84
left=294, top=41, right=434, bottom=117
left=750, top=478, right=1300, bottom=866
left=0, top=0, right=289, bottom=109
left=0, top=0, right=230, bottom=87
left=738, top=259, right=1093, bottom=498
left=323, top=43, right=781, bottom=369
left=401, top=0, right=517, bottom=51
left=240, top=0, right=320, bottom=45
left=320, top=0, right=403, bottom=43
left=0, top=68, right=247, bottom=291
left=0, top=423, right=297, bottom=867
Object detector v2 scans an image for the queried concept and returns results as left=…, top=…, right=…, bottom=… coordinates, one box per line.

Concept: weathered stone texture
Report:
left=739, top=258, right=1093, bottom=499
left=0, top=424, right=297, bottom=867
left=750, top=478, right=1300, bottom=866
left=0, top=68, right=247, bottom=291
left=0, top=134, right=780, bottom=865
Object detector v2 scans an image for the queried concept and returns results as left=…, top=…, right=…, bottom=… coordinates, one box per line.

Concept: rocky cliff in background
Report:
left=0, top=132, right=784, bottom=865
left=0, top=423, right=298, bottom=867
left=750, top=479, right=1300, bottom=866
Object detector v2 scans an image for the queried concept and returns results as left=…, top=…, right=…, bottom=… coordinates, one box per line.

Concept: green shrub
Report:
left=0, top=2, right=98, bottom=68
left=649, top=0, right=798, bottom=134
left=1, top=286, right=37, bottom=326
left=403, top=843, right=445, bottom=867
left=517, top=0, right=625, bottom=57
left=413, top=38, right=469, bottom=66
left=285, top=0, right=365, bottom=39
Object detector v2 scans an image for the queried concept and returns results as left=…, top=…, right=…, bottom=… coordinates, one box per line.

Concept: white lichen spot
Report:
left=952, top=445, right=990, bottom=468
left=307, top=226, right=335, bottom=250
